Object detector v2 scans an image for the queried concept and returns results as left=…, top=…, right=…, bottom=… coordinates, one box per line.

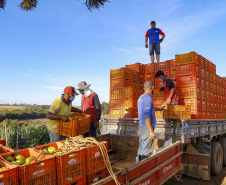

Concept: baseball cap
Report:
left=64, top=86, right=79, bottom=95
left=151, top=21, right=156, bottom=24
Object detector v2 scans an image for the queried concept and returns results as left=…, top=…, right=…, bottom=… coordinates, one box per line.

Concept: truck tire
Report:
left=218, top=137, right=226, bottom=166
left=211, top=141, right=223, bottom=175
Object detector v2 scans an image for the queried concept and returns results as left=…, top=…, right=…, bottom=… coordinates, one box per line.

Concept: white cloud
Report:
left=112, top=47, right=131, bottom=53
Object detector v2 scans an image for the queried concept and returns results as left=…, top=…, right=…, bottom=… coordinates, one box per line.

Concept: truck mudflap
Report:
left=93, top=141, right=182, bottom=185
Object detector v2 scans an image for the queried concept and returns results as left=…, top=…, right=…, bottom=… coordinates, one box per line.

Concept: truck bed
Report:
left=95, top=134, right=182, bottom=185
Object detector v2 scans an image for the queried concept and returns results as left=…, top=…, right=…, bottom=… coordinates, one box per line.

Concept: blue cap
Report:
left=151, top=21, right=156, bottom=24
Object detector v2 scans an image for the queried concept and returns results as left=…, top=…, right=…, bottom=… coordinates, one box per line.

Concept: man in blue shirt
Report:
left=145, top=21, right=165, bottom=63
left=137, top=81, right=164, bottom=161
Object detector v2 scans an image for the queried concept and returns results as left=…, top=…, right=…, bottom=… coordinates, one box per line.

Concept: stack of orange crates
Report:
left=109, top=51, right=226, bottom=119
left=175, top=51, right=226, bottom=119
left=109, top=66, right=143, bottom=118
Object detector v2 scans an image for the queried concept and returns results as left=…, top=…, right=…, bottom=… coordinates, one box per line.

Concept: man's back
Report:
left=138, top=93, right=156, bottom=129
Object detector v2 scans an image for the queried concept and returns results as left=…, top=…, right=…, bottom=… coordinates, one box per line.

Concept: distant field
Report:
left=0, top=106, right=26, bottom=110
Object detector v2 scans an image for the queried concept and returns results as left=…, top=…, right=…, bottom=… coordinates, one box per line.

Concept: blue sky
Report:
left=1, top=0, right=226, bottom=106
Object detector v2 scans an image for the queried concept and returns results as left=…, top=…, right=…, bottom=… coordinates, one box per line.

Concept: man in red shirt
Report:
left=155, top=71, right=179, bottom=105
left=77, top=81, right=101, bottom=138
left=145, top=21, right=165, bottom=63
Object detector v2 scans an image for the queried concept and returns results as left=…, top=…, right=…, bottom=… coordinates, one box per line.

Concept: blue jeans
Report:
left=83, top=122, right=97, bottom=138
left=137, top=125, right=154, bottom=161
left=48, top=130, right=67, bottom=143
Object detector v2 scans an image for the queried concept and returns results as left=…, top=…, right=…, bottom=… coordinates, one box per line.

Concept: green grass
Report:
left=0, top=106, right=26, bottom=110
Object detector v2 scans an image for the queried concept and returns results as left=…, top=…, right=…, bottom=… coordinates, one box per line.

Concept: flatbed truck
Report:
left=101, top=118, right=226, bottom=180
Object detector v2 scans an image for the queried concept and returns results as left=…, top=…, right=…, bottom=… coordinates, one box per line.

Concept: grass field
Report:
left=0, top=106, right=26, bottom=110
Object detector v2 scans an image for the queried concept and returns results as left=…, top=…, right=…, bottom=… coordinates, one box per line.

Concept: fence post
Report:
left=17, top=122, right=19, bottom=149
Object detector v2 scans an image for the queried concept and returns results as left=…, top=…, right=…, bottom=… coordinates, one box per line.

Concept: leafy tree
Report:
left=101, top=101, right=109, bottom=115
left=0, top=0, right=109, bottom=11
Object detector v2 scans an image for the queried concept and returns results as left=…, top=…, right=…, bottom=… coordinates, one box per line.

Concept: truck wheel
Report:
left=218, top=137, right=226, bottom=166
left=211, top=141, right=223, bottom=175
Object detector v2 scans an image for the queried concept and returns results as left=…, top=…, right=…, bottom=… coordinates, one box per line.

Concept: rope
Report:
left=57, top=136, right=121, bottom=185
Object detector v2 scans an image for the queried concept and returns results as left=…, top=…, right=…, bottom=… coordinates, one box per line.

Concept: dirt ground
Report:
left=164, top=167, right=226, bottom=185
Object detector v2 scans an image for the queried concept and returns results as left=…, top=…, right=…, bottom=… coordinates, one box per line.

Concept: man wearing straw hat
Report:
left=77, top=81, right=102, bottom=138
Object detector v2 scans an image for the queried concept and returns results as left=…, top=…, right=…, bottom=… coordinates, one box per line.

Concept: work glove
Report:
left=159, top=38, right=163, bottom=43
left=145, top=44, right=148, bottom=48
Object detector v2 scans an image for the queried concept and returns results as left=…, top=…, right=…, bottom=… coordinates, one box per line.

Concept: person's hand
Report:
left=78, top=109, right=83, bottom=113
left=159, top=87, right=164, bottom=92
left=159, top=38, right=163, bottom=43
left=145, top=44, right=148, bottom=48
left=61, top=116, right=69, bottom=122
left=166, top=99, right=171, bottom=104
left=150, top=131, right=156, bottom=139
left=94, top=122, right=99, bottom=129
left=160, top=106, right=167, bottom=111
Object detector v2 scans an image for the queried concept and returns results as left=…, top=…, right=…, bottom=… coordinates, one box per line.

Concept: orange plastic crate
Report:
left=154, top=80, right=163, bottom=90
left=191, top=110, right=202, bottom=119
left=109, top=109, right=122, bottom=118
left=201, top=78, right=206, bottom=88
left=202, top=99, right=206, bottom=111
left=34, top=141, right=86, bottom=185
left=65, top=176, right=86, bottom=185
left=86, top=142, right=107, bottom=175
left=209, top=62, right=216, bottom=73
left=206, top=100, right=211, bottom=111
left=152, top=90, right=165, bottom=100
left=110, top=78, right=132, bottom=89
left=153, top=99, right=165, bottom=108
left=145, top=63, right=156, bottom=73
left=110, top=68, right=133, bottom=80
left=178, top=98, right=202, bottom=115
left=123, top=87, right=142, bottom=99
left=0, top=158, right=18, bottom=185
left=169, top=59, right=176, bottom=69
left=210, top=91, right=215, bottom=100
left=201, top=89, right=206, bottom=100
left=210, top=81, right=214, bottom=90
left=156, top=61, right=170, bottom=71
left=1, top=148, right=56, bottom=185
left=175, top=51, right=199, bottom=65
left=123, top=98, right=138, bottom=109
left=199, top=55, right=205, bottom=67
left=58, top=113, right=91, bottom=137
left=206, top=80, right=210, bottom=90
left=109, top=99, right=123, bottom=110
left=86, top=168, right=108, bottom=185
left=144, top=74, right=155, bottom=82
left=125, top=63, right=145, bottom=73
left=110, top=89, right=123, bottom=100
left=205, top=70, right=210, bottom=80
left=177, top=87, right=201, bottom=99
left=176, top=75, right=201, bottom=87
left=176, top=63, right=200, bottom=77
left=0, top=145, right=14, bottom=154
left=170, top=69, right=176, bottom=80
left=0, top=140, right=6, bottom=146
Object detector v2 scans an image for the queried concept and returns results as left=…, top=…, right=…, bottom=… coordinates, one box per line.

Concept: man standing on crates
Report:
left=77, top=81, right=101, bottom=138
left=155, top=71, right=179, bottom=105
left=46, top=86, right=83, bottom=142
left=137, top=81, right=164, bottom=161
left=145, top=21, right=165, bottom=63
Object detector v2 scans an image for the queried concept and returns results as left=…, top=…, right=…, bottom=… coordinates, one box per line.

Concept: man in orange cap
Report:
left=46, top=86, right=83, bottom=142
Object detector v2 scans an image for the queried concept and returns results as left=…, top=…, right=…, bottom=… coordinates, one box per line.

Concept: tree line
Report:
left=0, top=105, right=50, bottom=122
left=0, top=102, right=109, bottom=122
